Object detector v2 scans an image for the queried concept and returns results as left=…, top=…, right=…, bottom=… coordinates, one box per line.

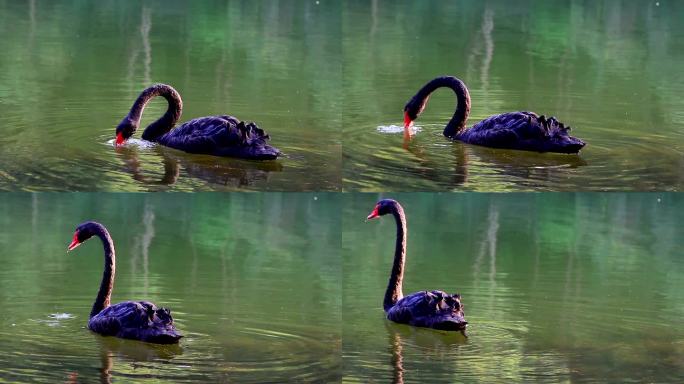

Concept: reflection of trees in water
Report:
left=466, top=6, right=494, bottom=93
left=130, top=200, right=155, bottom=297
left=473, top=202, right=499, bottom=311
left=28, top=0, right=36, bottom=45
left=126, top=5, right=153, bottom=94
left=141, top=7, right=152, bottom=85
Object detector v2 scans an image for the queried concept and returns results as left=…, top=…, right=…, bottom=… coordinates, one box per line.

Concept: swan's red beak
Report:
left=404, top=111, right=413, bottom=128
left=403, top=111, right=414, bottom=140
left=366, top=205, right=380, bottom=221
left=115, top=132, right=125, bottom=146
left=67, top=232, right=81, bottom=252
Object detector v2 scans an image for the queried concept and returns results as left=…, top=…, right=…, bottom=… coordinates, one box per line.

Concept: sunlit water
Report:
left=343, top=1, right=684, bottom=191
left=0, top=193, right=341, bottom=382
left=0, top=1, right=341, bottom=191
left=343, top=193, right=684, bottom=382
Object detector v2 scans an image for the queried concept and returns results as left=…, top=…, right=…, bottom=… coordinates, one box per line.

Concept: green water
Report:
left=343, top=193, right=684, bottom=382
left=0, top=193, right=341, bottom=382
left=3, top=1, right=683, bottom=192
left=1, top=0, right=683, bottom=382
left=0, top=1, right=341, bottom=191
left=343, top=1, right=684, bottom=191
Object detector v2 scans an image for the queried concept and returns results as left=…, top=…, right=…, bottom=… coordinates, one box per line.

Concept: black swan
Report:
left=403, top=76, right=586, bottom=154
left=115, top=84, right=280, bottom=160
left=367, top=199, right=468, bottom=336
left=67, top=221, right=182, bottom=344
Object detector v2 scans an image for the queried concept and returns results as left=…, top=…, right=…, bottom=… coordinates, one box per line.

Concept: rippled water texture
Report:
left=0, top=193, right=341, bottom=382
left=0, top=1, right=341, bottom=191
left=343, top=193, right=684, bottom=382
left=343, top=1, right=684, bottom=191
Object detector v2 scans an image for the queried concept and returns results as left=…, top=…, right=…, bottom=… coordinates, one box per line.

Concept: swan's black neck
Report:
left=384, top=202, right=406, bottom=312
left=125, top=84, right=183, bottom=141
left=415, top=76, right=471, bottom=138
left=90, top=224, right=115, bottom=319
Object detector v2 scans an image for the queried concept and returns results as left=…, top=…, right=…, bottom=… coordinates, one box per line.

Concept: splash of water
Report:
left=376, top=124, right=422, bottom=135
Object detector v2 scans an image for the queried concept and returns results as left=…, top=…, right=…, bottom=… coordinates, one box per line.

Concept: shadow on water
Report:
left=115, top=145, right=283, bottom=189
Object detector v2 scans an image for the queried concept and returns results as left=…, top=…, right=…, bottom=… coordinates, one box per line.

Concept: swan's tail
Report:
left=221, top=121, right=281, bottom=160
left=240, top=121, right=271, bottom=145
left=540, top=115, right=586, bottom=154
left=142, top=307, right=183, bottom=344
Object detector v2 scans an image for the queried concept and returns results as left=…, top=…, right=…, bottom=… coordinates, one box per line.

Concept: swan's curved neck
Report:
left=124, top=84, right=183, bottom=141
left=90, top=225, right=115, bottom=319
left=416, top=76, right=471, bottom=138
left=384, top=203, right=406, bottom=312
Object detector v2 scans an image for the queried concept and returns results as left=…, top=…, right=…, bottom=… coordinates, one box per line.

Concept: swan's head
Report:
left=366, top=199, right=401, bottom=220
left=115, top=118, right=138, bottom=146
left=403, top=95, right=430, bottom=129
left=67, top=221, right=106, bottom=251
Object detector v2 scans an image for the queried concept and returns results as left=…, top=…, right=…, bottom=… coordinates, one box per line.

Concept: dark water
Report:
left=343, top=193, right=684, bottom=382
left=343, top=1, right=684, bottom=191
left=0, top=193, right=341, bottom=382
left=0, top=1, right=341, bottom=191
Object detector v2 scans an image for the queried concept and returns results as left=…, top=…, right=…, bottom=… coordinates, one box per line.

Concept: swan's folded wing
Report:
left=88, top=301, right=149, bottom=334
left=388, top=290, right=462, bottom=323
left=88, top=314, right=121, bottom=336
left=468, top=112, right=549, bottom=141
left=160, top=115, right=272, bottom=153
left=388, top=291, right=439, bottom=322
left=158, top=116, right=233, bottom=152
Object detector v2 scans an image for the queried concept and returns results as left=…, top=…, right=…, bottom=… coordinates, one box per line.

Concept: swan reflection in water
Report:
left=66, top=337, right=183, bottom=384
left=115, top=144, right=283, bottom=188
left=386, top=322, right=467, bottom=384
left=401, top=137, right=587, bottom=188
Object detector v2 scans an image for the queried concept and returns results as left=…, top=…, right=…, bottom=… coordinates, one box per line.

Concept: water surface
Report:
left=343, top=1, right=684, bottom=191
left=0, top=193, right=341, bottom=382
left=343, top=193, right=684, bottom=382
left=0, top=1, right=341, bottom=191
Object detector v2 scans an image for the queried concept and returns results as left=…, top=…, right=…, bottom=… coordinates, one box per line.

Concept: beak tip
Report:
left=366, top=206, right=380, bottom=221
left=115, top=133, right=126, bottom=146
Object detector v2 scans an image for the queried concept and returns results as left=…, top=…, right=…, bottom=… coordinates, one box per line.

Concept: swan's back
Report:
left=158, top=115, right=281, bottom=160
left=88, top=301, right=182, bottom=344
left=460, top=111, right=585, bottom=154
